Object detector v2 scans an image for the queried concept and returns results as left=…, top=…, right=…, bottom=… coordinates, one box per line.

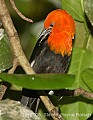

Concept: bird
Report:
left=21, top=9, right=76, bottom=112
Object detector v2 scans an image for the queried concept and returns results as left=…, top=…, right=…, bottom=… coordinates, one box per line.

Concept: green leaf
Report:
left=84, top=0, right=93, bottom=26
left=69, top=48, right=93, bottom=90
left=74, top=21, right=87, bottom=48
left=84, top=34, right=93, bottom=52
left=60, top=48, right=93, bottom=120
left=81, top=68, right=93, bottom=92
left=0, top=29, right=13, bottom=72
left=74, top=21, right=93, bottom=52
left=0, top=73, right=75, bottom=90
left=60, top=96, right=93, bottom=120
left=70, top=48, right=93, bottom=74
left=61, top=0, right=84, bottom=22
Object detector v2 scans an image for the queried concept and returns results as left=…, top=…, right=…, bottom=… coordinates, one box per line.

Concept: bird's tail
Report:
left=20, top=89, right=40, bottom=113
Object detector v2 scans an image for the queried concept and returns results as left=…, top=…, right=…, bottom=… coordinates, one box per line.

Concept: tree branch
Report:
left=0, top=0, right=35, bottom=75
left=0, top=0, right=64, bottom=120
left=55, top=88, right=93, bottom=100
left=74, top=88, right=93, bottom=99
left=0, top=85, right=7, bottom=100
left=9, top=0, right=33, bottom=23
left=8, top=56, right=18, bottom=74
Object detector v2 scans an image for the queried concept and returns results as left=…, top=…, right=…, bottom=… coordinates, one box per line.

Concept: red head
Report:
left=44, top=9, right=76, bottom=56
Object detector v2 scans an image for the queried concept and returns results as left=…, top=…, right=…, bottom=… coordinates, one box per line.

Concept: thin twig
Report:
left=0, top=85, right=7, bottom=100
left=39, top=91, right=63, bottom=120
left=0, top=57, right=19, bottom=99
left=0, top=0, right=63, bottom=120
left=42, top=96, right=62, bottom=120
left=8, top=57, right=18, bottom=74
left=74, top=88, right=93, bottom=99
left=55, top=88, right=93, bottom=100
left=9, top=0, right=33, bottom=23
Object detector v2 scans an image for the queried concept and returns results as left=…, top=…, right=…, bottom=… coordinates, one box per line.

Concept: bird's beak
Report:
left=38, top=24, right=54, bottom=44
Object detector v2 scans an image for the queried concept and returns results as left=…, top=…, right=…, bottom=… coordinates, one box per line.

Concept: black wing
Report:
left=21, top=24, right=71, bottom=111
left=21, top=26, right=53, bottom=109
left=30, top=26, right=52, bottom=63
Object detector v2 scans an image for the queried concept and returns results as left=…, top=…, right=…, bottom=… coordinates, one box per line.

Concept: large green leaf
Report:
left=81, top=68, right=93, bottom=92
left=60, top=48, right=93, bottom=120
left=60, top=96, right=93, bottom=120
left=74, top=20, right=93, bottom=51
left=84, top=0, right=93, bottom=26
left=61, top=0, right=84, bottom=22
left=0, top=73, right=75, bottom=90
left=69, top=48, right=93, bottom=90
left=74, top=21, right=87, bottom=47
left=0, top=29, right=13, bottom=72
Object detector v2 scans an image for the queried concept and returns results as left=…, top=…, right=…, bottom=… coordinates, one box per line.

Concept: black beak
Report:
left=38, top=23, right=54, bottom=45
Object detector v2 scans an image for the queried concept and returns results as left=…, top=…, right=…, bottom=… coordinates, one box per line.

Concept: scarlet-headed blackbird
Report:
left=21, top=9, right=75, bottom=111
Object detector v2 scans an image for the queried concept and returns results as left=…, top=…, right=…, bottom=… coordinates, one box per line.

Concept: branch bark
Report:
left=8, top=57, right=18, bottom=74
left=0, top=85, right=7, bottom=100
left=9, top=0, right=33, bottom=23
left=0, top=0, right=35, bottom=75
left=55, top=88, right=93, bottom=100
left=0, top=0, right=64, bottom=120
left=74, top=88, right=93, bottom=99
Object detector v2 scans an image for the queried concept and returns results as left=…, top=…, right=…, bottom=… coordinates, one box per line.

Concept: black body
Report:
left=30, top=40, right=71, bottom=74
left=21, top=27, right=71, bottom=110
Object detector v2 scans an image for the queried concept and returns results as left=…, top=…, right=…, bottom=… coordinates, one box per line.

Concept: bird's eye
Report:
left=50, top=22, right=55, bottom=27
